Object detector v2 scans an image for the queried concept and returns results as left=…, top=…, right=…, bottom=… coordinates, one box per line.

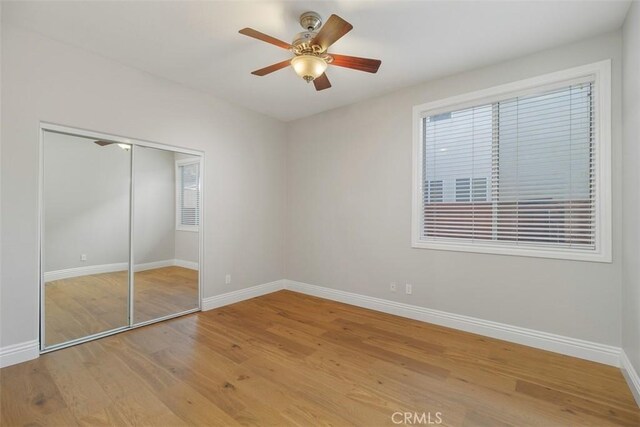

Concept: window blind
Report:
left=178, top=162, right=200, bottom=228
left=422, top=82, right=595, bottom=249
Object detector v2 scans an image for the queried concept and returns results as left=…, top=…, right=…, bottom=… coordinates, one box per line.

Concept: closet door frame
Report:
left=38, top=122, right=204, bottom=353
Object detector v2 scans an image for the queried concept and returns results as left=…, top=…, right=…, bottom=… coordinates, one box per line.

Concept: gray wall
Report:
left=0, top=24, right=286, bottom=348
left=134, top=146, right=176, bottom=265
left=286, top=31, right=622, bottom=346
left=43, top=132, right=131, bottom=271
left=44, top=137, right=197, bottom=273
left=622, top=1, right=640, bottom=377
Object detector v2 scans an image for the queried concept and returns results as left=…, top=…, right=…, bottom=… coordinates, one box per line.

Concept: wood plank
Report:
left=44, top=266, right=198, bottom=347
left=1, top=290, right=638, bottom=426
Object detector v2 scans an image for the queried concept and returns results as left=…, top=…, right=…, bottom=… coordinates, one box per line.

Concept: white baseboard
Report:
left=44, top=262, right=128, bottom=281
left=0, top=340, right=39, bottom=368
left=135, top=259, right=175, bottom=272
left=6, top=277, right=627, bottom=383
left=201, top=280, right=286, bottom=311
left=174, top=259, right=198, bottom=270
left=45, top=259, right=198, bottom=281
left=621, top=351, right=640, bottom=407
left=198, top=278, right=621, bottom=367
left=284, top=280, right=621, bottom=367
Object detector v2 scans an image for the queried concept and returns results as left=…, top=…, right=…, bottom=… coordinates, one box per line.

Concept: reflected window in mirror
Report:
left=176, top=158, right=201, bottom=232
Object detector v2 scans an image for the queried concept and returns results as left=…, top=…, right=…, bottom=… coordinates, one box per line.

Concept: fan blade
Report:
left=94, top=140, right=113, bottom=146
left=239, top=28, right=292, bottom=50
left=329, top=54, right=381, bottom=73
left=313, top=73, right=331, bottom=91
left=251, top=60, right=291, bottom=76
left=311, top=15, right=353, bottom=51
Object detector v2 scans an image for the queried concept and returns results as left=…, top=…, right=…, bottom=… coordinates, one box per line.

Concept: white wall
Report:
left=622, top=1, right=640, bottom=377
left=0, top=24, right=286, bottom=348
left=43, top=132, right=131, bottom=271
left=286, top=31, right=622, bottom=346
left=134, top=146, right=177, bottom=265
left=44, top=136, right=195, bottom=272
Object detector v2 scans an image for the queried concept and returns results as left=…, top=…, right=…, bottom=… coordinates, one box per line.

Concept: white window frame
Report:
left=175, top=158, right=201, bottom=232
left=411, top=60, right=612, bottom=262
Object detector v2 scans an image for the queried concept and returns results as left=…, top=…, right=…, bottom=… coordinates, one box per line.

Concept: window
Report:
left=412, top=61, right=611, bottom=262
left=176, top=158, right=201, bottom=232
left=426, top=180, right=443, bottom=203
left=472, top=178, right=487, bottom=202
left=455, top=178, right=471, bottom=202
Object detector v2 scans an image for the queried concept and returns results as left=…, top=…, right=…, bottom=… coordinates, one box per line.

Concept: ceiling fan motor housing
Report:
left=239, top=12, right=380, bottom=91
left=292, top=31, right=319, bottom=53
left=299, top=11, right=322, bottom=31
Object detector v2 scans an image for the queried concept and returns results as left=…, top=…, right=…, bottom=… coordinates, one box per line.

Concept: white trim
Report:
left=411, top=60, right=612, bottom=263
left=176, top=226, right=199, bottom=232
left=0, top=340, right=39, bottom=368
left=201, top=280, right=286, bottom=311
left=44, top=262, right=128, bottom=282
left=199, top=278, right=622, bottom=367
left=135, top=259, right=176, bottom=272
left=40, top=122, right=203, bottom=157
left=129, top=144, right=136, bottom=328
left=197, top=153, right=204, bottom=311
left=284, top=280, right=621, bottom=366
left=14, top=276, right=636, bottom=401
left=174, top=259, right=198, bottom=270
left=621, top=351, right=640, bottom=408
left=44, top=259, right=197, bottom=282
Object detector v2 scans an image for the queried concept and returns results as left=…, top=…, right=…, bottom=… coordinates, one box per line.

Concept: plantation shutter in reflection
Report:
left=179, top=162, right=200, bottom=227
left=422, top=82, right=595, bottom=249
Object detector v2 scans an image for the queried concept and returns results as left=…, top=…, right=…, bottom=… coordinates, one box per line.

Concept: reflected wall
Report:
left=133, top=147, right=200, bottom=324
left=41, top=128, right=202, bottom=350
left=43, top=131, right=131, bottom=347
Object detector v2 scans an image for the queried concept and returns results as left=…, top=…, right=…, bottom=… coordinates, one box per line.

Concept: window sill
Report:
left=411, top=239, right=612, bottom=263
left=176, top=226, right=199, bottom=233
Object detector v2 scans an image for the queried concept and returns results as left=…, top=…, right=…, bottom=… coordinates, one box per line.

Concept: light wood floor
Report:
left=3, top=290, right=638, bottom=426
left=45, top=266, right=198, bottom=346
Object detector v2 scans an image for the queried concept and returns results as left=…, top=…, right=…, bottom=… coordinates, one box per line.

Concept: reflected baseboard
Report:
left=135, top=259, right=176, bottom=272
left=174, top=259, right=198, bottom=270
left=44, top=262, right=129, bottom=282
left=44, top=259, right=198, bottom=282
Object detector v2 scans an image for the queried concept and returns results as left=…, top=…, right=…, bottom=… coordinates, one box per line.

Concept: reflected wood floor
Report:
left=3, top=290, right=639, bottom=426
left=45, top=266, right=198, bottom=346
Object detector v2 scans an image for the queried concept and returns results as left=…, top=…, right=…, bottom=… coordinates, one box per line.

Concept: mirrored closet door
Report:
left=41, top=126, right=202, bottom=351
left=133, top=147, right=200, bottom=325
left=42, top=132, right=131, bottom=348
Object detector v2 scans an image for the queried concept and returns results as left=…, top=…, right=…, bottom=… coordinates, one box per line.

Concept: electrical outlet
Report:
left=81, top=254, right=87, bottom=261
left=225, top=274, right=231, bottom=285
left=405, top=283, right=412, bottom=295
left=390, top=282, right=397, bottom=292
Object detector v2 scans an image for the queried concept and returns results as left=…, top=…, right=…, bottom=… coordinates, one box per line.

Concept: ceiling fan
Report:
left=94, top=140, right=130, bottom=150
left=239, top=12, right=381, bottom=91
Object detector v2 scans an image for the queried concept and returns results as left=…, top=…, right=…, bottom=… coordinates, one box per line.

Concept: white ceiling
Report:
left=3, top=1, right=631, bottom=121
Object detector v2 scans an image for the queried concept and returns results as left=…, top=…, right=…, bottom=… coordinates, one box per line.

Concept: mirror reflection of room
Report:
left=43, top=131, right=201, bottom=350
left=43, top=131, right=131, bottom=347
left=133, top=148, right=200, bottom=324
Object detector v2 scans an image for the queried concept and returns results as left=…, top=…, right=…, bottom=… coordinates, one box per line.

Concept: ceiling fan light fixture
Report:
left=240, top=13, right=380, bottom=91
left=291, top=55, right=327, bottom=82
